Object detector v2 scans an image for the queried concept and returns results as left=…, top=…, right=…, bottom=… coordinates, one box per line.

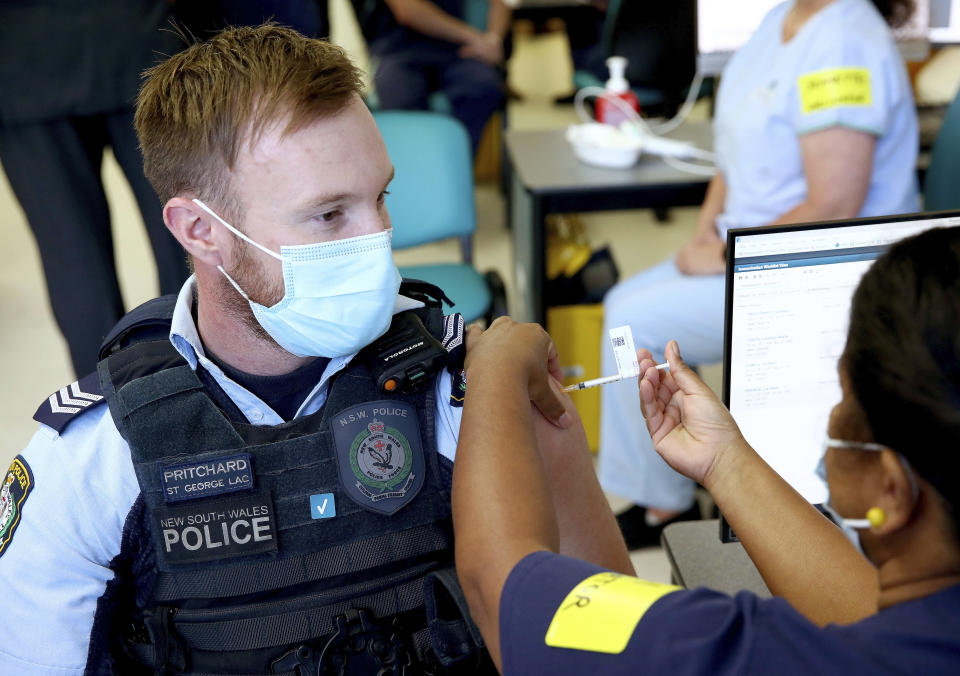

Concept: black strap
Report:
left=423, top=568, right=486, bottom=667
left=172, top=571, right=430, bottom=652
left=399, top=278, right=455, bottom=308
left=99, top=294, right=178, bottom=360
left=193, top=364, right=250, bottom=425
left=125, top=643, right=299, bottom=676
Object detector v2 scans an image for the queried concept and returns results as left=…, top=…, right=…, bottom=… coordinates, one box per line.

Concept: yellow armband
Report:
left=798, top=67, right=872, bottom=114
left=545, top=572, right=680, bottom=654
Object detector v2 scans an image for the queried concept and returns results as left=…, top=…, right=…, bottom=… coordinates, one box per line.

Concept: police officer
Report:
left=0, top=25, right=580, bottom=674
left=456, top=227, right=960, bottom=675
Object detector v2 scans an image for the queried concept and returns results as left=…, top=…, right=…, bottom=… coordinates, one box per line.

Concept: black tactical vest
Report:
left=90, top=285, right=490, bottom=675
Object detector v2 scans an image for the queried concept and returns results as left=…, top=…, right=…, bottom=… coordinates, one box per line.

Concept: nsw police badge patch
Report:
left=0, top=456, right=34, bottom=558
left=332, top=401, right=425, bottom=515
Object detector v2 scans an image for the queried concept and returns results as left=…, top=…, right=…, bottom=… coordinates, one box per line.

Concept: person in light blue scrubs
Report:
left=599, top=0, right=920, bottom=548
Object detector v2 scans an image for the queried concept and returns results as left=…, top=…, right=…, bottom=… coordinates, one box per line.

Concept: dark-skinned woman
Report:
left=454, top=227, right=960, bottom=673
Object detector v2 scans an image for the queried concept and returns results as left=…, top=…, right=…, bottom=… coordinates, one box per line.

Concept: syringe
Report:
left=564, top=363, right=669, bottom=392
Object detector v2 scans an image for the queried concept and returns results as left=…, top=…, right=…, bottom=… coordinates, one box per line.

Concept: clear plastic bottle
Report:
left=595, top=56, right=640, bottom=127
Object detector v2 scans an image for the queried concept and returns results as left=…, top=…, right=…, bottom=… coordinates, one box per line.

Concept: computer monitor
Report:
left=697, top=0, right=931, bottom=76
left=930, top=0, right=960, bottom=43
left=696, top=0, right=778, bottom=75
left=722, top=211, right=960, bottom=509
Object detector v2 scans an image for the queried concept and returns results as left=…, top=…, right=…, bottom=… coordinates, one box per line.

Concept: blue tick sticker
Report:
left=161, top=453, right=254, bottom=503
left=310, top=493, right=336, bottom=519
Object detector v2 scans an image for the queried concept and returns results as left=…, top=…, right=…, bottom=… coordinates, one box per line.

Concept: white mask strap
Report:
left=193, top=198, right=282, bottom=261
left=898, top=454, right=921, bottom=503
left=824, top=438, right=887, bottom=453
left=216, top=265, right=252, bottom=302
left=823, top=437, right=920, bottom=527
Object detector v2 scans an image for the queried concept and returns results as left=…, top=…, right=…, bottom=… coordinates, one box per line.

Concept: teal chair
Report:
left=373, top=110, right=507, bottom=324
left=924, top=89, right=960, bottom=211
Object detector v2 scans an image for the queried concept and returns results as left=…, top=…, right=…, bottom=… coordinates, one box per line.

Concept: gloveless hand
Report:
left=638, top=341, right=745, bottom=486
left=464, top=317, right=569, bottom=428
left=458, top=31, right=504, bottom=65
left=675, top=236, right=726, bottom=276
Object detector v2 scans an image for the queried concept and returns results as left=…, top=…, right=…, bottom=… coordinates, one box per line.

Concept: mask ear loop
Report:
left=192, top=198, right=283, bottom=303
left=192, top=198, right=283, bottom=261
left=838, top=447, right=919, bottom=531
left=216, top=264, right=253, bottom=302
left=824, top=439, right=887, bottom=452
left=822, top=439, right=887, bottom=529
left=897, top=453, right=921, bottom=508
left=854, top=452, right=921, bottom=530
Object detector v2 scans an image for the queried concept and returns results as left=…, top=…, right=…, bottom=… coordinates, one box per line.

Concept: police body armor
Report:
left=91, top=282, right=489, bottom=675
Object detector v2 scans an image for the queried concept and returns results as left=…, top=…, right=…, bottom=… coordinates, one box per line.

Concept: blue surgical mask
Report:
left=194, top=199, right=401, bottom=358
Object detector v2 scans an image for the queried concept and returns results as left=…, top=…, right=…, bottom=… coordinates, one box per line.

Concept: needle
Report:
left=563, top=363, right=669, bottom=392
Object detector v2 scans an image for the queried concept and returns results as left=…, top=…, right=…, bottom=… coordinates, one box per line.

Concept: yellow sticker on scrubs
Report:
left=545, top=572, right=680, bottom=654
left=798, top=67, right=872, bottom=114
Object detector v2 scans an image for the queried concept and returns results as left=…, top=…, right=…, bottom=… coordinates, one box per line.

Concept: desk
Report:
left=661, top=519, right=771, bottom=598
left=505, top=122, right=713, bottom=323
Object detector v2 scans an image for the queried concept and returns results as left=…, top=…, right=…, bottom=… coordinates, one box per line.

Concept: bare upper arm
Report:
left=799, top=126, right=876, bottom=219
left=383, top=0, right=418, bottom=24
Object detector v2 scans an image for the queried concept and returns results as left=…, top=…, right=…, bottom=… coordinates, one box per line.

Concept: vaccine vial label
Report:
left=609, top=325, right=640, bottom=379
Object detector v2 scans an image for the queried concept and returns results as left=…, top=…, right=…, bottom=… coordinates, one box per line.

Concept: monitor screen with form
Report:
left=723, top=212, right=960, bottom=505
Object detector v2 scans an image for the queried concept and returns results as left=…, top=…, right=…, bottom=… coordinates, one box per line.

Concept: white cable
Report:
left=572, top=84, right=715, bottom=176
left=674, top=145, right=715, bottom=162
left=647, top=71, right=706, bottom=135
left=662, top=154, right=717, bottom=176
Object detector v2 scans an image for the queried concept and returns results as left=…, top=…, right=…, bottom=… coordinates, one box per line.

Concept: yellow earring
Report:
left=866, top=507, right=886, bottom=528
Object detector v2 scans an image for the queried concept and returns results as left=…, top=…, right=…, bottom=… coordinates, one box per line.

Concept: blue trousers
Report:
left=372, top=44, right=504, bottom=153
left=598, top=258, right=725, bottom=510
left=0, top=112, right=189, bottom=376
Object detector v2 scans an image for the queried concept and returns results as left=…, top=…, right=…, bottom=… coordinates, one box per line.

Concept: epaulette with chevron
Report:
left=441, top=314, right=467, bottom=408
left=33, top=371, right=105, bottom=433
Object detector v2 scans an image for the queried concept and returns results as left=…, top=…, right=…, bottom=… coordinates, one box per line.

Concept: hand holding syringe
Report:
left=563, top=325, right=667, bottom=392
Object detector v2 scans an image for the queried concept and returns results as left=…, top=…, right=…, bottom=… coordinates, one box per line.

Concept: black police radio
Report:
left=363, top=312, right=449, bottom=394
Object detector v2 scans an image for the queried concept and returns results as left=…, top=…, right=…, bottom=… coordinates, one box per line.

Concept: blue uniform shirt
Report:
left=0, top=277, right=464, bottom=674
left=714, top=0, right=919, bottom=239
left=366, top=0, right=466, bottom=55
left=501, top=551, right=960, bottom=675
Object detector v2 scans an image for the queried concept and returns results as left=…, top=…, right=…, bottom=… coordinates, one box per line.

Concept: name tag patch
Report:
left=332, top=401, right=425, bottom=515
left=0, top=456, right=34, bottom=558
left=155, top=489, right=277, bottom=564
left=161, top=453, right=253, bottom=502
left=545, top=572, right=680, bottom=654
left=798, top=67, right=872, bottom=114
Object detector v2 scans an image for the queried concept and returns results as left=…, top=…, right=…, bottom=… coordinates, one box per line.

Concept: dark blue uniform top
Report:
left=362, top=0, right=465, bottom=55
left=500, top=551, right=960, bottom=675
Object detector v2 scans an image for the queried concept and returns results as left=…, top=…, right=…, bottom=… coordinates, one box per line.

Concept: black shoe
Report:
left=615, top=503, right=701, bottom=550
